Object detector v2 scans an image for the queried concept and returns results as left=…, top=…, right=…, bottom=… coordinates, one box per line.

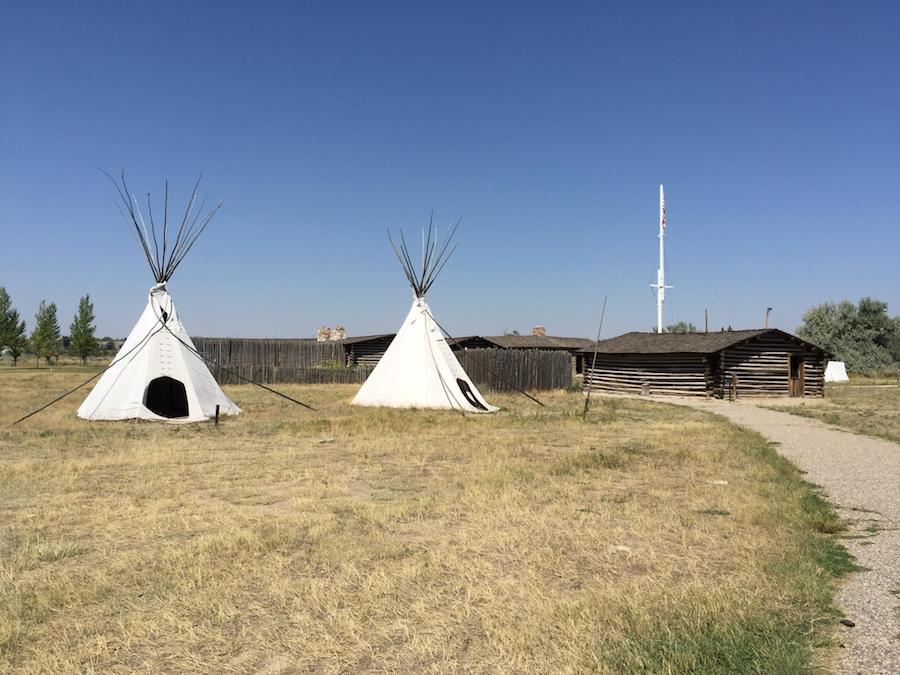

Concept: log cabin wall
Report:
left=803, top=354, right=826, bottom=396
left=582, top=353, right=708, bottom=396
left=579, top=330, right=826, bottom=399
left=721, top=335, right=825, bottom=397
left=344, top=336, right=396, bottom=366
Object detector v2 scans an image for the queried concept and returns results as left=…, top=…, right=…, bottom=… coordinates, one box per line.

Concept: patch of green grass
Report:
left=810, top=537, right=859, bottom=578
left=35, top=542, right=87, bottom=563
left=615, top=439, right=652, bottom=455
left=593, top=610, right=815, bottom=674
left=788, top=473, right=858, bottom=578
left=551, top=447, right=625, bottom=474
left=798, top=490, right=845, bottom=535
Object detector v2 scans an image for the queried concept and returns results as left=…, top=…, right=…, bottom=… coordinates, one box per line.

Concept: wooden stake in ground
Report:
left=582, top=294, right=608, bottom=420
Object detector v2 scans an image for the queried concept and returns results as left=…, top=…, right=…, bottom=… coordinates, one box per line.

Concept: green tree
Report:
left=666, top=321, right=698, bottom=334
left=69, top=295, right=98, bottom=365
left=888, top=329, right=900, bottom=365
left=6, top=319, right=28, bottom=365
left=0, top=287, right=13, bottom=346
left=797, top=297, right=900, bottom=373
left=0, top=287, right=28, bottom=365
left=31, top=300, right=62, bottom=366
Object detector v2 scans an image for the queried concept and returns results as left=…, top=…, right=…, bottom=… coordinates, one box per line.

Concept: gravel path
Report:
left=675, top=399, right=900, bottom=674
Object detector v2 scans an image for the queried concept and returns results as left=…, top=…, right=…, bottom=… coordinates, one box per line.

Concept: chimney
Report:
left=532, top=325, right=546, bottom=337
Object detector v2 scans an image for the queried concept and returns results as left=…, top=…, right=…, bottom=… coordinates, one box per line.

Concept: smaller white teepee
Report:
left=352, top=220, right=497, bottom=413
left=824, top=361, right=849, bottom=383
left=78, top=174, right=240, bottom=422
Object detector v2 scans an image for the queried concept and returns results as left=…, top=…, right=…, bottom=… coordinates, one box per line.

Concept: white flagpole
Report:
left=650, top=184, right=671, bottom=333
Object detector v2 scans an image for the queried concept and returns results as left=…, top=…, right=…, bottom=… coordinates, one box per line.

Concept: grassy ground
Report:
left=771, top=385, right=900, bottom=445
left=0, top=370, right=854, bottom=673
left=845, top=372, right=900, bottom=386
left=0, top=355, right=113, bottom=372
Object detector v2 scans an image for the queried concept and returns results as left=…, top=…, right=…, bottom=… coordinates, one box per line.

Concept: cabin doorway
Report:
left=789, top=355, right=805, bottom=397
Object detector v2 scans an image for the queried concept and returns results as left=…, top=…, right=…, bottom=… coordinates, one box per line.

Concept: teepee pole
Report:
left=582, top=295, right=608, bottom=420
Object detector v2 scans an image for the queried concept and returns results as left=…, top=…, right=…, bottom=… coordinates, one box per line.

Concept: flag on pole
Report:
left=659, top=184, right=666, bottom=232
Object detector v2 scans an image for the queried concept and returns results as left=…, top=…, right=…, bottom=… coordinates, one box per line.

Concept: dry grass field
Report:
left=771, top=384, right=900, bottom=445
left=1, top=369, right=854, bottom=673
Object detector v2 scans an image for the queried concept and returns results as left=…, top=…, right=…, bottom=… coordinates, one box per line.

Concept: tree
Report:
left=888, top=328, right=900, bottom=365
left=31, top=300, right=62, bottom=366
left=797, top=297, right=900, bottom=373
left=6, top=319, right=28, bottom=365
left=69, top=295, right=98, bottom=365
left=0, top=287, right=13, bottom=347
left=0, top=287, right=28, bottom=365
left=666, top=321, right=698, bottom=334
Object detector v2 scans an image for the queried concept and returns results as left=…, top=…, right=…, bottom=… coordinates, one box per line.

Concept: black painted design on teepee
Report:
left=456, top=378, right=487, bottom=411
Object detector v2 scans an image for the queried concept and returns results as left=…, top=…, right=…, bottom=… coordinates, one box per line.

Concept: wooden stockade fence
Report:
left=193, top=337, right=572, bottom=391
left=193, top=337, right=346, bottom=368
left=191, top=337, right=367, bottom=385
left=207, top=364, right=374, bottom=386
left=458, top=348, right=572, bottom=392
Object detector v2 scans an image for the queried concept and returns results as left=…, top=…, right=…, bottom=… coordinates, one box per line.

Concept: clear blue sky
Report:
left=2, top=1, right=898, bottom=339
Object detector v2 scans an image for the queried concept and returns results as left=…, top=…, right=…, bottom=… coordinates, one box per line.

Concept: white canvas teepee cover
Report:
left=77, top=285, right=240, bottom=422
left=824, top=361, right=849, bottom=383
left=352, top=297, right=497, bottom=412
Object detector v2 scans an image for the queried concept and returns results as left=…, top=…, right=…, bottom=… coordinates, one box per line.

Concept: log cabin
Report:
left=579, top=329, right=827, bottom=398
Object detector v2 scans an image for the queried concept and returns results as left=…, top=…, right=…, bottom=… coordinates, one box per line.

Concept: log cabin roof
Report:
left=342, top=334, right=592, bottom=351
left=577, top=329, right=827, bottom=356
left=477, top=335, right=594, bottom=350
left=341, top=334, right=485, bottom=347
left=340, top=333, right=396, bottom=345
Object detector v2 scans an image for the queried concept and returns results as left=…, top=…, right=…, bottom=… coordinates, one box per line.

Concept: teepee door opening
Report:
left=144, top=376, right=190, bottom=418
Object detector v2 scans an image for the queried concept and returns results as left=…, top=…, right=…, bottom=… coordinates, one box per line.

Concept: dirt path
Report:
left=675, top=399, right=900, bottom=674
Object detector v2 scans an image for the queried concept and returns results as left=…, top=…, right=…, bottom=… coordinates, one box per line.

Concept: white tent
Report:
left=78, top=284, right=240, bottom=421
left=78, top=174, right=240, bottom=422
left=352, top=221, right=497, bottom=413
left=824, top=360, right=849, bottom=383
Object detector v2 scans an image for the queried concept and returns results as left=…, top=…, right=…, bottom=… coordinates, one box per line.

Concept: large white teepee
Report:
left=78, top=175, right=240, bottom=422
left=352, top=221, right=497, bottom=413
